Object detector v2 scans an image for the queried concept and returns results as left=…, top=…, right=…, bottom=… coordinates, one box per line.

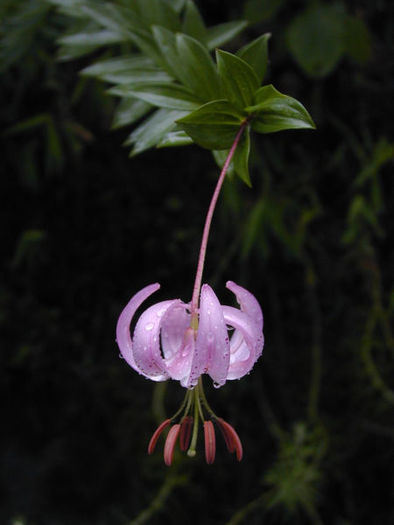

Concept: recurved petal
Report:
left=133, top=299, right=181, bottom=381
left=193, top=284, right=230, bottom=389
left=160, top=301, right=190, bottom=360
left=226, top=281, right=263, bottom=330
left=116, top=283, right=160, bottom=371
left=222, top=305, right=264, bottom=380
left=160, top=302, right=196, bottom=383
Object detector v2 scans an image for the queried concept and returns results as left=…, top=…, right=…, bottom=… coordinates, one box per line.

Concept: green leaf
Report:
left=182, top=0, right=207, bottom=41
left=216, top=49, right=259, bottom=109
left=176, top=100, right=244, bottom=150
left=233, top=128, right=251, bottom=186
left=111, top=98, right=152, bottom=129
left=241, top=198, right=266, bottom=258
left=58, top=30, right=124, bottom=47
left=81, top=55, right=155, bottom=77
left=157, top=130, right=193, bottom=147
left=164, top=0, right=186, bottom=13
left=247, top=85, right=315, bottom=133
left=205, top=20, right=248, bottom=50
left=134, top=0, right=181, bottom=32
left=244, top=0, right=285, bottom=24
left=152, top=25, right=182, bottom=80
left=176, top=33, right=221, bottom=101
left=125, top=108, right=188, bottom=155
left=4, top=113, right=49, bottom=135
left=237, top=33, right=271, bottom=84
left=344, top=15, right=372, bottom=64
left=124, top=26, right=167, bottom=68
left=80, top=2, right=137, bottom=34
left=212, top=150, right=235, bottom=178
left=287, top=3, right=346, bottom=77
left=108, top=83, right=200, bottom=110
left=96, top=69, right=172, bottom=85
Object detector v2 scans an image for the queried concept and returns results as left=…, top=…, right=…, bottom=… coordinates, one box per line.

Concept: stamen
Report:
left=147, top=418, right=171, bottom=455
left=163, top=424, right=181, bottom=466
left=204, top=420, right=216, bottom=464
left=216, top=418, right=243, bottom=461
left=179, top=416, right=193, bottom=451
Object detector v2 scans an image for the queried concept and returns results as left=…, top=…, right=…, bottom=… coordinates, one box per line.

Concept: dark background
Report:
left=1, top=0, right=393, bottom=523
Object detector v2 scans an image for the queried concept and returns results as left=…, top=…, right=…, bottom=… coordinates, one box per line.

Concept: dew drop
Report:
left=145, top=322, right=154, bottom=331
left=118, top=353, right=124, bottom=359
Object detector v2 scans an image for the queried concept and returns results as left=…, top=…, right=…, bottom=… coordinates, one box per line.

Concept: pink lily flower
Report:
left=116, top=280, right=264, bottom=389
left=115, top=123, right=265, bottom=464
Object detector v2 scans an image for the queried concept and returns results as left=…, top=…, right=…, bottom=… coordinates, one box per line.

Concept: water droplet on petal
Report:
left=145, top=322, right=154, bottom=331
left=118, top=353, right=124, bottom=359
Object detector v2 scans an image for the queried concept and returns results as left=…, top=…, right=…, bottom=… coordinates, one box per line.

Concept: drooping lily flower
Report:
left=116, top=121, right=264, bottom=464
left=116, top=280, right=264, bottom=464
left=116, top=280, right=264, bottom=389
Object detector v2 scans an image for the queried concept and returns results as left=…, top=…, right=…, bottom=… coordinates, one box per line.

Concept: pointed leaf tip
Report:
left=247, top=84, right=316, bottom=133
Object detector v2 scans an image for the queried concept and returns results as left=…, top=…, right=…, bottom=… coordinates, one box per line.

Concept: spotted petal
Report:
left=133, top=299, right=181, bottom=381
left=162, top=302, right=195, bottom=383
left=192, top=284, right=230, bottom=389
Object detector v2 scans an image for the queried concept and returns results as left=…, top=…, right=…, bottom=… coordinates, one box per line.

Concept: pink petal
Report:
left=192, top=284, right=230, bottom=389
left=133, top=299, right=181, bottom=381
left=116, top=283, right=160, bottom=372
left=160, top=302, right=195, bottom=383
left=166, top=326, right=195, bottom=384
left=222, top=305, right=264, bottom=380
left=226, top=281, right=263, bottom=330
left=160, top=302, right=190, bottom=359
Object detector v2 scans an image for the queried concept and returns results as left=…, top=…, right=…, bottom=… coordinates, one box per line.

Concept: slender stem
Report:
left=170, top=389, right=192, bottom=421
left=198, top=376, right=217, bottom=419
left=187, top=388, right=201, bottom=457
left=190, top=121, right=248, bottom=318
left=195, top=384, right=205, bottom=421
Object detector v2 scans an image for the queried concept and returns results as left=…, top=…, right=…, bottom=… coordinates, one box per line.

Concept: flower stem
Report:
left=198, top=376, right=217, bottom=419
left=187, top=387, right=201, bottom=457
left=190, top=121, right=249, bottom=319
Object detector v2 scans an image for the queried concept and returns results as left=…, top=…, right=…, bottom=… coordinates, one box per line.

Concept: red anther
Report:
left=216, top=418, right=235, bottom=453
left=204, top=420, right=216, bottom=465
left=216, top=418, right=243, bottom=461
left=147, top=419, right=171, bottom=455
left=179, top=416, right=193, bottom=451
left=163, top=423, right=181, bottom=466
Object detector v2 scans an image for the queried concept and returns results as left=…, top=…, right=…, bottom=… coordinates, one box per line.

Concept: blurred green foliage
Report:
left=1, top=0, right=393, bottom=524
